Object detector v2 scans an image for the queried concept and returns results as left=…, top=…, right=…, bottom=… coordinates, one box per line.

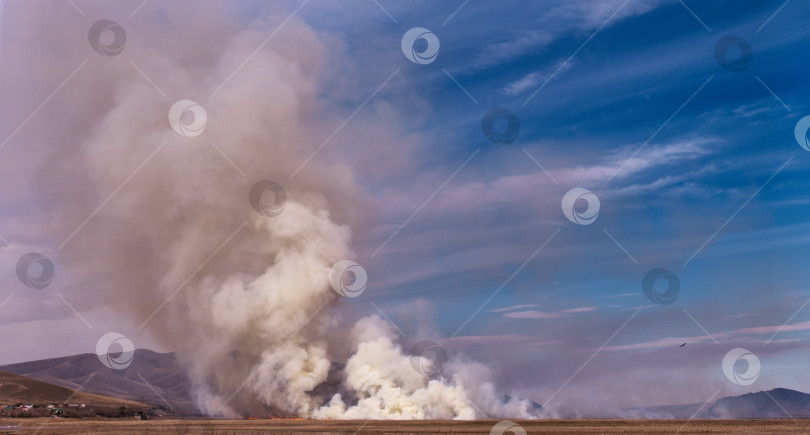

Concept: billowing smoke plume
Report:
left=4, top=1, right=538, bottom=419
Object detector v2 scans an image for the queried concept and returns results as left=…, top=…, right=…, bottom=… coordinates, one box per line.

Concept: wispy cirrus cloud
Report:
left=496, top=306, right=597, bottom=320
left=502, top=59, right=574, bottom=96
left=443, top=333, right=573, bottom=352
left=467, top=0, right=668, bottom=70
left=488, top=304, right=540, bottom=313
left=549, top=137, right=719, bottom=187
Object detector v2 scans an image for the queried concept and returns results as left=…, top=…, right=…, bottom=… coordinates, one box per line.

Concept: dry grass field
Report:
left=2, top=418, right=810, bottom=434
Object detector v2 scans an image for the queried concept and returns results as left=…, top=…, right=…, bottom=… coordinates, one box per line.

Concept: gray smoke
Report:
left=2, top=0, right=539, bottom=419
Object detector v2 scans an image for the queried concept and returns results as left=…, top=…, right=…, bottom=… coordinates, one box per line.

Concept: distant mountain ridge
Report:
left=0, top=349, right=198, bottom=415
left=704, top=388, right=810, bottom=419
left=630, top=388, right=810, bottom=419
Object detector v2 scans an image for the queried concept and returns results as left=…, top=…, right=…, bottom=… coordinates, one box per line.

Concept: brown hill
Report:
left=0, top=370, right=146, bottom=407
left=0, top=350, right=197, bottom=415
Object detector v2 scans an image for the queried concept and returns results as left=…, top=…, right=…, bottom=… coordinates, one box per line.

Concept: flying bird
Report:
left=680, top=343, right=686, bottom=348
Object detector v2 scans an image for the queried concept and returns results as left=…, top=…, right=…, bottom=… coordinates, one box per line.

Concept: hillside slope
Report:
left=0, top=350, right=196, bottom=414
left=0, top=370, right=147, bottom=407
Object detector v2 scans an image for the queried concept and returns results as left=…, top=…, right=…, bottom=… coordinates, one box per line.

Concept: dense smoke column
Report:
left=4, top=1, right=539, bottom=420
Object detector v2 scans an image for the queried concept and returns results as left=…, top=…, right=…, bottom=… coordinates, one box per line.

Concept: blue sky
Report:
left=2, top=0, right=810, bottom=411
left=302, top=0, right=810, bottom=408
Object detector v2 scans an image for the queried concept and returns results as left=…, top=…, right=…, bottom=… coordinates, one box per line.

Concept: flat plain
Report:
left=3, top=418, right=810, bottom=434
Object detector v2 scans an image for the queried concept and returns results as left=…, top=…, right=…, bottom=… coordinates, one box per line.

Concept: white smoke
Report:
left=3, top=1, right=539, bottom=419
left=317, top=315, right=539, bottom=419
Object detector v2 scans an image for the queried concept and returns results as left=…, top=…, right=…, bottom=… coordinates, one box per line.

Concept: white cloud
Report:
left=550, top=137, right=719, bottom=187
left=488, top=304, right=540, bottom=313
left=503, top=306, right=596, bottom=319
left=502, top=59, right=574, bottom=96
left=505, top=310, right=567, bottom=319
left=562, top=306, right=596, bottom=313
left=470, top=0, right=668, bottom=70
